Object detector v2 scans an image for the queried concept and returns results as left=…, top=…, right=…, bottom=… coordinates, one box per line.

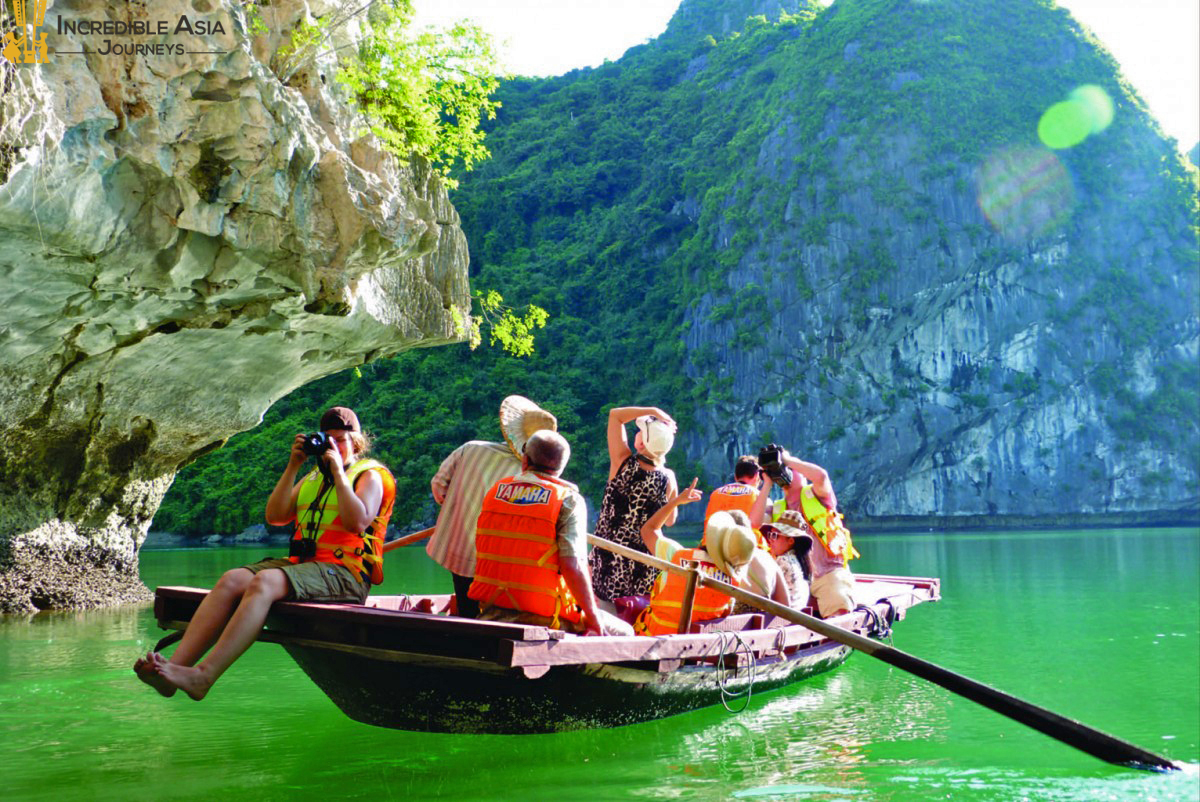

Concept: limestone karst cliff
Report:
left=0, top=0, right=471, bottom=611
left=154, top=0, right=1198, bottom=539
left=368, top=0, right=1200, bottom=529
left=670, top=0, right=1199, bottom=525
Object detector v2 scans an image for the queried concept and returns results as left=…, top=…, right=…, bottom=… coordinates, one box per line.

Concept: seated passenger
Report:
left=135, top=406, right=395, bottom=700
left=702, top=455, right=762, bottom=532
left=761, top=510, right=814, bottom=610
left=751, top=445, right=859, bottom=617
left=588, top=407, right=680, bottom=607
left=723, top=508, right=791, bottom=616
left=635, top=483, right=778, bottom=635
left=469, top=430, right=632, bottom=636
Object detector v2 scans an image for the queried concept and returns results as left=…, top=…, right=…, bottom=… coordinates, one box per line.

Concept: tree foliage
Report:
left=337, top=1, right=502, bottom=185
left=156, top=0, right=1198, bottom=535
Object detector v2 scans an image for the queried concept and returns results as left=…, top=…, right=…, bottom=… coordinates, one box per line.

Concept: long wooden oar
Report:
left=382, top=526, right=435, bottom=553
left=588, top=534, right=1180, bottom=772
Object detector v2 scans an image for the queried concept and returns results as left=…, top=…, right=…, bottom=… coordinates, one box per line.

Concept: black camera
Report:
left=289, top=538, right=317, bottom=560
left=758, top=443, right=794, bottom=487
left=302, top=431, right=330, bottom=456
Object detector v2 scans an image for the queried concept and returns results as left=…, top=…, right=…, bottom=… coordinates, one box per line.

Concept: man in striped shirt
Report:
left=427, top=396, right=557, bottom=618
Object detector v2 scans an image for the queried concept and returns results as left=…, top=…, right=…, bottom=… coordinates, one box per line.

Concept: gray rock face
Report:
left=683, top=114, right=1199, bottom=526
left=0, top=0, right=471, bottom=611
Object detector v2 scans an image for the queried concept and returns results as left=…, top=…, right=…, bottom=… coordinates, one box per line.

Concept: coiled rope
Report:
left=713, top=631, right=757, bottom=713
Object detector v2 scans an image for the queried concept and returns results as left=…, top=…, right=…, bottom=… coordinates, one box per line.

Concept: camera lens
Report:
left=302, top=432, right=329, bottom=456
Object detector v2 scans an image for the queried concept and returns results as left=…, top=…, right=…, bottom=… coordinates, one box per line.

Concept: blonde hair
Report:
left=349, top=430, right=373, bottom=458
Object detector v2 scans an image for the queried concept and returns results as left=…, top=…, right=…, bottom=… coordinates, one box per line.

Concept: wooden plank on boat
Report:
left=154, top=586, right=564, bottom=642
left=854, top=573, right=940, bottom=594
left=497, top=602, right=890, bottom=668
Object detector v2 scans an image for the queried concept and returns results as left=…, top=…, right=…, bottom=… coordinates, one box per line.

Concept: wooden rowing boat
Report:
left=152, top=573, right=939, bottom=734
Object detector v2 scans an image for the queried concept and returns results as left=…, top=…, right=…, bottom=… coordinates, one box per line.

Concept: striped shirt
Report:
left=426, top=440, right=520, bottom=576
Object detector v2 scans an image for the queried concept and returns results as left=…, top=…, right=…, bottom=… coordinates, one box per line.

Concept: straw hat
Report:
left=703, top=511, right=756, bottom=584
left=635, top=414, right=675, bottom=459
left=499, top=395, right=558, bottom=459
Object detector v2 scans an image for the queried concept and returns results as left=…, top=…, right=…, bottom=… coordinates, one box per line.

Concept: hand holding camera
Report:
left=291, top=431, right=337, bottom=482
left=758, top=443, right=795, bottom=488
left=301, top=431, right=330, bottom=456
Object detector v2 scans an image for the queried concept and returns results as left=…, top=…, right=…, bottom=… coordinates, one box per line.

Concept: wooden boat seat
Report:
left=689, top=613, right=764, bottom=633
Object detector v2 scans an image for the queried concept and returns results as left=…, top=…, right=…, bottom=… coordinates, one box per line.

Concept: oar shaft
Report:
left=587, top=534, right=1178, bottom=772
left=382, top=526, right=435, bottom=553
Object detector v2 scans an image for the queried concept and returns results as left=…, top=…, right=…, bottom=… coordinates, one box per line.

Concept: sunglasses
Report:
left=762, top=529, right=792, bottom=542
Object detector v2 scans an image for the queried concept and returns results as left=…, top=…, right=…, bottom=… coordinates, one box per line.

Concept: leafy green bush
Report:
left=337, top=1, right=501, bottom=186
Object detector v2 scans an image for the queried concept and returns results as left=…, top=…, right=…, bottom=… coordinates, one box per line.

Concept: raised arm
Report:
left=639, top=477, right=702, bottom=552
left=784, top=454, right=837, bottom=510
left=661, top=469, right=680, bottom=527
left=332, top=465, right=383, bottom=534
left=605, top=406, right=675, bottom=479
left=749, top=473, right=774, bottom=528
left=265, top=433, right=308, bottom=526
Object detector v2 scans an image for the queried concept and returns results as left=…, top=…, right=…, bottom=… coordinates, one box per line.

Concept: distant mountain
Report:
left=158, top=0, right=1199, bottom=534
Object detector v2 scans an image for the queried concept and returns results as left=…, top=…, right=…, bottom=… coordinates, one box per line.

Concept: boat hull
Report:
left=152, top=573, right=938, bottom=734
left=285, top=639, right=853, bottom=734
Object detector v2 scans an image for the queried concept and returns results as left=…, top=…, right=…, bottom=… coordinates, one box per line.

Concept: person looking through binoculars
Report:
left=134, top=406, right=396, bottom=701
left=750, top=444, right=859, bottom=617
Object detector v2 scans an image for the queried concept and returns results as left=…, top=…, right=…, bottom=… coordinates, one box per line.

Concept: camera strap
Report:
left=303, top=475, right=336, bottom=542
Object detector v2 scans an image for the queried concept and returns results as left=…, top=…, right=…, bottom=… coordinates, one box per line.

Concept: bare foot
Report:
left=134, top=651, right=177, bottom=698
left=150, top=653, right=214, bottom=701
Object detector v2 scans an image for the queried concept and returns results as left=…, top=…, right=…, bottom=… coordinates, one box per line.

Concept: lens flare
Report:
left=977, top=145, right=1074, bottom=241
left=1038, top=101, right=1093, bottom=149
left=1037, top=85, right=1114, bottom=149
left=1070, top=84, right=1114, bottom=132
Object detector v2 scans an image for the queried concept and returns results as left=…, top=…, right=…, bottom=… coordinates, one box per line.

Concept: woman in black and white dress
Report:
left=587, top=406, right=679, bottom=604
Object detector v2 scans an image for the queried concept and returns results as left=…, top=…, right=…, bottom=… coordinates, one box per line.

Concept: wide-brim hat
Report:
left=499, top=395, right=558, bottom=459
left=704, top=511, right=755, bottom=584
left=775, top=509, right=813, bottom=538
left=761, top=520, right=806, bottom=542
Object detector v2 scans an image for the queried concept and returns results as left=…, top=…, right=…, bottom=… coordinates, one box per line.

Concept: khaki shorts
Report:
left=811, top=566, right=856, bottom=618
left=243, top=557, right=368, bottom=604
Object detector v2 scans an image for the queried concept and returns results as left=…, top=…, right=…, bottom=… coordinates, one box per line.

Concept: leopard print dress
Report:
left=588, top=455, right=670, bottom=601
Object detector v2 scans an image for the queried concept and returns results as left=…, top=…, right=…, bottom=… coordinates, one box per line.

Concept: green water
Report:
left=2, top=528, right=1197, bottom=801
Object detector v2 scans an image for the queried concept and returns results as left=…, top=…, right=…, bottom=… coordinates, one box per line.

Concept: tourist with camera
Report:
left=134, top=406, right=396, bottom=701
left=750, top=444, right=859, bottom=618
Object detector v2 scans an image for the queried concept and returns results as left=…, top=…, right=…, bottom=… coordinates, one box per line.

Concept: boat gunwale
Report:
left=152, top=575, right=938, bottom=671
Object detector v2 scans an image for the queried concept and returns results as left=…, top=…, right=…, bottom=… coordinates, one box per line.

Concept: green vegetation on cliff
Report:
left=156, top=0, right=1198, bottom=535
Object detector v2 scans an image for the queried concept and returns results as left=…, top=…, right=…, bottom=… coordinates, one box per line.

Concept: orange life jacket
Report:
left=292, top=459, right=397, bottom=585
left=702, top=482, right=759, bottom=530
left=636, top=547, right=737, bottom=636
left=468, top=473, right=583, bottom=627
